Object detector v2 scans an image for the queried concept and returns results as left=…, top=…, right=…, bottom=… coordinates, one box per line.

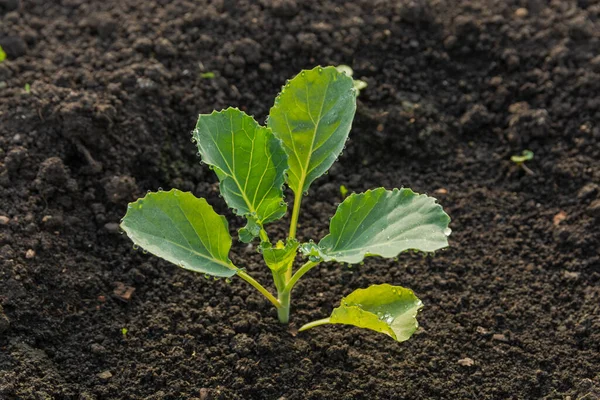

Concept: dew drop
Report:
left=213, top=276, right=219, bottom=281
left=318, top=67, right=323, bottom=73
left=142, top=249, right=148, bottom=254
left=132, top=244, right=139, bottom=250
left=443, top=227, right=452, bottom=236
left=158, top=187, right=163, bottom=191
left=301, top=71, right=306, bottom=76
left=203, top=273, right=210, bottom=280
left=225, top=278, right=232, bottom=284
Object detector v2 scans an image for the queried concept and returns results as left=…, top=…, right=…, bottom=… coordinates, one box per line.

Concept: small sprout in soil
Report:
left=24, top=83, right=31, bottom=93
left=511, top=149, right=535, bottom=175
left=200, top=71, right=215, bottom=79
left=121, top=327, right=128, bottom=337
left=121, top=66, right=451, bottom=343
left=0, top=46, right=6, bottom=63
left=340, top=184, right=349, bottom=199
left=335, top=65, right=367, bottom=95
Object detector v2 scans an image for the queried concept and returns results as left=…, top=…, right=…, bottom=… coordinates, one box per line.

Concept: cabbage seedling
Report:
left=120, top=66, right=451, bottom=342
left=511, top=149, right=535, bottom=175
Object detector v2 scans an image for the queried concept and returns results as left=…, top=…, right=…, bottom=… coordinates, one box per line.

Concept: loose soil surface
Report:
left=1, top=0, right=600, bottom=399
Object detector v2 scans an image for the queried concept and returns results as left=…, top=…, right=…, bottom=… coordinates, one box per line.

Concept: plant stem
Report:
left=236, top=270, right=281, bottom=309
left=259, top=228, right=269, bottom=243
left=274, top=260, right=319, bottom=324
left=286, top=192, right=304, bottom=282
left=288, top=192, right=303, bottom=240
left=298, top=318, right=331, bottom=332
left=277, top=289, right=291, bottom=323
left=285, top=260, right=320, bottom=292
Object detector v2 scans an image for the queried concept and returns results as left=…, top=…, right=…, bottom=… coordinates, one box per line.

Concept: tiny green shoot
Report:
left=0, top=46, right=6, bottom=63
left=336, top=65, right=368, bottom=95
left=511, top=149, right=534, bottom=175
left=120, top=66, right=451, bottom=343
left=24, top=83, right=31, bottom=93
left=200, top=72, right=215, bottom=79
left=121, top=327, right=128, bottom=337
left=340, top=185, right=349, bottom=199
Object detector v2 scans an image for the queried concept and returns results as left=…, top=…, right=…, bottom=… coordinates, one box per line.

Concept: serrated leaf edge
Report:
left=192, top=107, right=289, bottom=233
left=267, top=66, right=356, bottom=193
left=304, top=187, right=451, bottom=263
left=120, top=188, right=238, bottom=273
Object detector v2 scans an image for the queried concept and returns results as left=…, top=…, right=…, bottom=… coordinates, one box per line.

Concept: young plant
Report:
left=511, top=149, right=535, bottom=175
left=120, top=66, right=451, bottom=342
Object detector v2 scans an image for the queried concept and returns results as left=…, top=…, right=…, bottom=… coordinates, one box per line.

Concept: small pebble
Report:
left=563, top=271, right=580, bottom=280
left=104, top=222, right=120, bottom=234
left=97, top=370, right=113, bottom=381
left=476, top=326, right=489, bottom=335
left=492, top=333, right=508, bottom=342
left=25, top=249, right=35, bottom=259
left=457, top=357, right=475, bottom=367
left=113, top=282, right=135, bottom=301
left=553, top=211, right=567, bottom=226
left=514, top=8, right=528, bottom=18
left=0, top=216, right=10, bottom=225
left=90, top=343, right=106, bottom=354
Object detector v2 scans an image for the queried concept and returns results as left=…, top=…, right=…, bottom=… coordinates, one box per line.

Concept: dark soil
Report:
left=1, top=0, right=600, bottom=399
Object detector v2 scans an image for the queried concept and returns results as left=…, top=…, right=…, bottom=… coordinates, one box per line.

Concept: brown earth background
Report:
left=1, top=0, right=600, bottom=399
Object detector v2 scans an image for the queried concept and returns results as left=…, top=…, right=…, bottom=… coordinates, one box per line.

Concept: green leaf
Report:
left=120, top=189, right=237, bottom=277
left=301, top=284, right=423, bottom=342
left=261, top=239, right=299, bottom=274
left=302, top=188, right=450, bottom=264
left=238, top=216, right=261, bottom=244
left=510, top=149, right=534, bottom=164
left=267, top=66, right=356, bottom=195
left=193, top=108, right=288, bottom=240
left=0, top=46, right=6, bottom=63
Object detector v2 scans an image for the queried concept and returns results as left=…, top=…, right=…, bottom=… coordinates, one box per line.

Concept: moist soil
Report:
left=1, top=0, right=600, bottom=399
